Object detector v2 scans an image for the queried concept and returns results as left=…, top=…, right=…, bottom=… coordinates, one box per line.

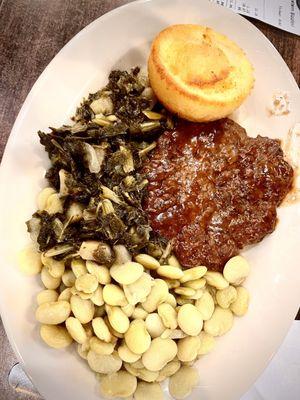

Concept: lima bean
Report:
left=87, top=350, right=122, bottom=374
left=169, top=366, right=199, bottom=400
left=178, top=304, right=203, bottom=336
left=100, top=370, right=137, bottom=398
left=70, top=295, right=95, bottom=324
left=125, top=319, right=151, bottom=355
left=65, top=317, right=87, bottom=344
left=40, top=324, right=72, bottom=349
left=134, top=382, right=164, bottom=400
left=142, top=338, right=177, bottom=372
left=36, top=301, right=70, bottom=325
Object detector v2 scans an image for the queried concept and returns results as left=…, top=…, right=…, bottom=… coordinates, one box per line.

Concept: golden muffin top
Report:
left=148, top=24, right=254, bottom=121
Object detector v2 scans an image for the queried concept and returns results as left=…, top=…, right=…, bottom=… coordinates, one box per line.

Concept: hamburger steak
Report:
left=143, top=118, right=293, bottom=271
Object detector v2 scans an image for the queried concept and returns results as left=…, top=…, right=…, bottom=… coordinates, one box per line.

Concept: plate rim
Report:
left=0, top=0, right=299, bottom=399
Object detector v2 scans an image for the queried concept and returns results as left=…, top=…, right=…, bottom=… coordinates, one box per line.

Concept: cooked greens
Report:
left=27, top=68, right=171, bottom=259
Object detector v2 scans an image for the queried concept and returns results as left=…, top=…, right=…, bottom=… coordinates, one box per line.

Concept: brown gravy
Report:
left=143, top=118, right=293, bottom=271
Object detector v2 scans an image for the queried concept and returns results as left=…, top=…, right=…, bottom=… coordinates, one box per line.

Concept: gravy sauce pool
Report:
left=143, top=118, right=293, bottom=271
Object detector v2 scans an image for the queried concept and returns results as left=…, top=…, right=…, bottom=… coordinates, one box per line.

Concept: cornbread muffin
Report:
left=148, top=24, right=254, bottom=121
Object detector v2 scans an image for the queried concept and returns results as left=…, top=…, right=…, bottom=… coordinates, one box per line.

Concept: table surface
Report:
left=0, top=1, right=299, bottom=399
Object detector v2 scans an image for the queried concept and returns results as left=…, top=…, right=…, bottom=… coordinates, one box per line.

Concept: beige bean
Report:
left=134, top=382, right=164, bottom=400
left=37, top=289, right=58, bottom=305
left=156, top=374, right=167, bottom=383
left=160, top=329, right=172, bottom=339
left=122, top=303, right=135, bottom=317
left=142, top=338, right=177, bottom=371
left=75, top=273, right=98, bottom=294
left=157, top=303, right=177, bottom=330
left=160, top=359, right=181, bottom=378
left=66, top=202, right=83, bottom=222
left=230, top=286, right=249, bottom=316
left=36, top=301, right=70, bottom=325
left=106, top=317, right=124, bottom=339
left=45, top=193, right=63, bottom=214
left=70, top=295, right=95, bottom=324
left=77, top=343, right=89, bottom=359
left=145, top=313, right=165, bottom=338
left=135, top=369, right=159, bottom=383
left=118, top=342, right=141, bottom=363
left=100, top=371, right=137, bottom=398
left=204, top=306, right=233, bottom=336
left=71, top=258, right=87, bottom=278
left=92, top=317, right=112, bottom=342
left=204, top=271, right=229, bottom=290
left=86, top=261, right=111, bottom=284
left=142, top=279, right=169, bottom=313
left=58, top=287, right=72, bottom=302
left=41, top=255, right=65, bottom=279
left=198, top=331, right=215, bottom=355
left=124, top=273, right=152, bottom=305
left=124, top=363, right=159, bottom=382
left=165, top=293, right=177, bottom=308
left=103, top=284, right=127, bottom=306
left=41, top=267, right=61, bottom=289
left=166, top=279, right=181, bottom=289
left=132, top=307, right=148, bottom=320
left=106, top=305, right=129, bottom=334
left=37, top=187, right=56, bottom=210
left=183, top=278, right=206, bottom=290
left=174, top=287, right=196, bottom=299
left=223, top=255, right=250, bottom=285
left=87, top=350, right=122, bottom=374
left=177, top=336, right=201, bottom=362
left=90, top=96, right=113, bottom=115
left=195, top=290, right=215, bottom=320
left=186, top=289, right=204, bottom=300
left=90, top=336, right=115, bottom=355
left=62, top=270, right=76, bottom=287
left=168, top=255, right=182, bottom=268
left=65, top=317, right=87, bottom=344
left=78, top=338, right=90, bottom=359
left=131, top=359, right=144, bottom=369
left=110, top=262, right=144, bottom=285
left=216, top=286, right=237, bottom=309
left=178, top=304, right=203, bottom=336
left=71, top=287, right=93, bottom=300
left=18, top=246, right=42, bottom=276
left=125, top=319, right=151, bottom=354
left=90, top=286, right=104, bottom=306
left=169, top=366, right=199, bottom=400
left=79, top=241, right=101, bottom=261
left=157, top=265, right=183, bottom=280
left=174, top=287, right=196, bottom=297
left=180, top=266, right=207, bottom=283
left=123, top=363, right=139, bottom=377
left=135, top=254, right=160, bottom=270
left=40, top=324, right=72, bottom=349
left=169, top=329, right=187, bottom=339
left=113, top=244, right=132, bottom=264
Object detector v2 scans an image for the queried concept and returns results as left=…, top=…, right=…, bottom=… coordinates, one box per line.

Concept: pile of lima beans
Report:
left=19, top=188, right=250, bottom=400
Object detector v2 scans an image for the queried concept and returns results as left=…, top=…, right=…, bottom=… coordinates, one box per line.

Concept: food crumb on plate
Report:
left=269, top=91, right=290, bottom=116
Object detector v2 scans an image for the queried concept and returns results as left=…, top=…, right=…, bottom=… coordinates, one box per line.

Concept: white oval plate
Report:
left=0, top=1, right=299, bottom=399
